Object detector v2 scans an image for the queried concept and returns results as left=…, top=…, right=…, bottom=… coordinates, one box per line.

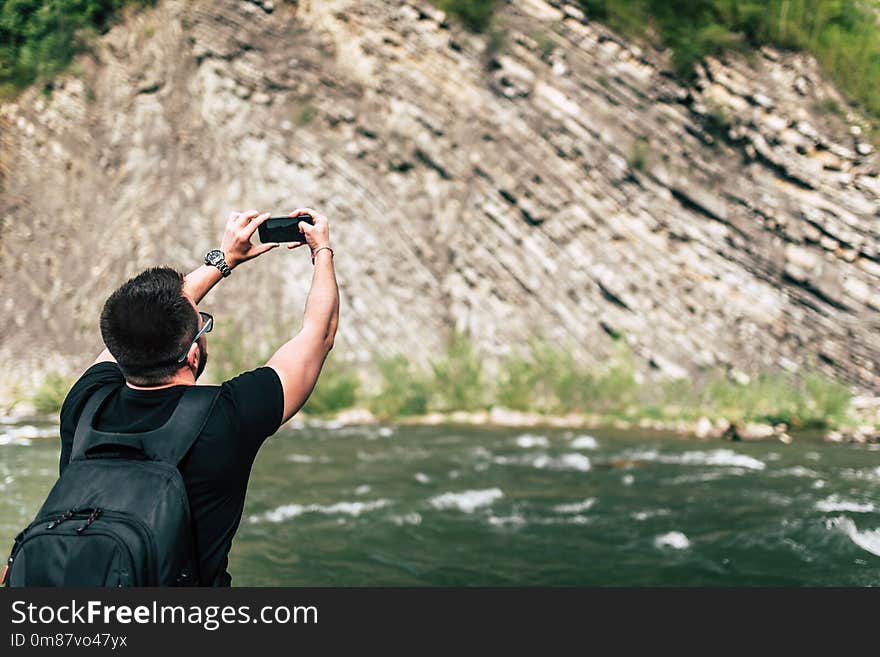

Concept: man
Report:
left=57, top=208, right=339, bottom=586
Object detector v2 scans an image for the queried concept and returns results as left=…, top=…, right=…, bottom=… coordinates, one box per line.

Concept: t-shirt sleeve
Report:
left=220, top=366, right=284, bottom=452
left=58, top=362, right=125, bottom=474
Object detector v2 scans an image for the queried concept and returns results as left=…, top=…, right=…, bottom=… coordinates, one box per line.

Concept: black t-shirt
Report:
left=58, top=362, right=284, bottom=586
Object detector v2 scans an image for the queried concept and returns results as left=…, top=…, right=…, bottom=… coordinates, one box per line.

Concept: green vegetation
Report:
left=294, top=103, right=316, bottom=126
left=496, top=338, right=639, bottom=416
left=32, top=372, right=74, bottom=414
left=269, top=331, right=856, bottom=430
left=532, top=30, right=556, bottom=62
left=205, top=322, right=275, bottom=386
left=367, top=355, right=430, bottom=419
left=698, top=371, right=851, bottom=427
left=483, top=25, right=506, bottom=64
left=628, top=136, right=650, bottom=171
left=436, top=0, right=880, bottom=123
left=0, top=0, right=154, bottom=98
left=577, top=0, right=880, bottom=120
left=437, top=0, right=498, bottom=32
left=14, top=332, right=860, bottom=430
left=428, top=331, right=487, bottom=411
left=301, top=353, right=361, bottom=416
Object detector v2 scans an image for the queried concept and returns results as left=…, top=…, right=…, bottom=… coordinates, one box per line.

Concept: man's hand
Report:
left=221, top=210, right=279, bottom=269
left=286, top=207, right=331, bottom=254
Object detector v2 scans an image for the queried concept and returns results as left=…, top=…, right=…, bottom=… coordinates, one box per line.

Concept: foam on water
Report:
left=667, top=468, right=747, bottom=484
left=307, top=418, right=345, bottom=430
left=815, top=495, right=875, bottom=513
left=354, top=485, right=371, bottom=495
left=488, top=514, right=527, bottom=527
left=414, top=472, right=431, bottom=484
left=534, top=515, right=592, bottom=526
left=389, top=512, right=422, bottom=526
left=633, top=509, right=671, bottom=521
left=250, top=499, right=392, bottom=524
left=377, top=427, right=395, bottom=437
left=825, top=517, right=880, bottom=557
left=0, top=434, right=32, bottom=446
left=472, top=446, right=492, bottom=460
left=493, top=453, right=591, bottom=472
left=0, top=424, right=59, bottom=445
left=773, top=466, right=819, bottom=478
left=287, top=454, right=314, bottom=463
left=553, top=498, right=596, bottom=513
left=840, top=467, right=880, bottom=482
left=625, top=448, right=765, bottom=471
left=654, top=531, right=690, bottom=550
left=430, top=488, right=503, bottom=513
left=515, top=434, right=549, bottom=448
left=570, top=435, right=599, bottom=450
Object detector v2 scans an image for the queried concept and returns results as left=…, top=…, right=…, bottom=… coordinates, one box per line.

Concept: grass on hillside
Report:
left=580, top=0, right=880, bottom=123
left=437, top=0, right=879, bottom=125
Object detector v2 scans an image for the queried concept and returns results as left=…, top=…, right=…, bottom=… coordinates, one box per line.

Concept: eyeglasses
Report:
left=176, top=312, right=213, bottom=364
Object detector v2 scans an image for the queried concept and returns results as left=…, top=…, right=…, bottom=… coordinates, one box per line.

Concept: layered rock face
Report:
left=1, top=0, right=878, bottom=397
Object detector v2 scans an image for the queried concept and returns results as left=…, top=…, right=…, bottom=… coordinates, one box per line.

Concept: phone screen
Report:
left=258, top=215, right=312, bottom=243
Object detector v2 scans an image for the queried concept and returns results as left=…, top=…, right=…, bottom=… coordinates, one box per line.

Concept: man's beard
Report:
left=195, top=348, right=208, bottom=381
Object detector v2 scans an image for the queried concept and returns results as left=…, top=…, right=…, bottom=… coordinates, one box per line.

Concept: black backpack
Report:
left=2, top=383, right=220, bottom=587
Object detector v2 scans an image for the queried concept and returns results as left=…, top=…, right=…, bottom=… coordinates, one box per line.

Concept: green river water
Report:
left=1, top=419, right=878, bottom=586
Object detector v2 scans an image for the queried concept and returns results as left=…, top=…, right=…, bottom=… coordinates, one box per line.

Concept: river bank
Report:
left=3, top=397, right=877, bottom=446
left=331, top=406, right=879, bottom=444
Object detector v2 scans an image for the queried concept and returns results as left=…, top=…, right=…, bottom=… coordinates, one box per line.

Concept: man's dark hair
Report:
left=100, top=267, right=198, bottom=385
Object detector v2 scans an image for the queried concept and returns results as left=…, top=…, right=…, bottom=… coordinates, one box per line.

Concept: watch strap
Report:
left=205, top=250, right=231, bottom=278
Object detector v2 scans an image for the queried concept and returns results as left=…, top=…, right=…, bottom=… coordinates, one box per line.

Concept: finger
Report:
left=298, top=220, right=314, bottom=235
left=244, top=212, right=271, bottom=239
left=253, top=242, right=279, bottom=256
left=240, top=209, right=260, bottom=224
left=287, top=241, right=305, bottom=249
left=227, top=212, right=240, bottom=224
left=288, top=208, right=311, bottom=218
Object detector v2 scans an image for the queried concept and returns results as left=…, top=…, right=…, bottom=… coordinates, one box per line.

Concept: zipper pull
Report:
left=47, top=508, right=77, bottom=530
left=76, top=508, right=102, bottom=534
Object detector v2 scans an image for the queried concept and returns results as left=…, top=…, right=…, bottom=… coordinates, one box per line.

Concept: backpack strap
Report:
left=71, top=384, right=221, bottom=465
left=151, top=386, right=221, bottom=465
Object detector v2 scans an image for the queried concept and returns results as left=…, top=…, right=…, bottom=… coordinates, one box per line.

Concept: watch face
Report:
left=207, top=250, right=223, bottom=264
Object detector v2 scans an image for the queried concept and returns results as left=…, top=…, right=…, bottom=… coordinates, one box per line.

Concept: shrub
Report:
left=437, top=0, right=498, bottom=33
left=301, top=354, right=360, bottom=416
left=629, top=137, right=650, bottom=171
left=705, top=369, right=852, bottom=428
left=32, top=372, right=73, bottom=414
left=578, top=0, right=880, bottom=122
left=802, top=372, right=852, bottom=427
left=368, top=355, right=430, bottom=419
left=0, top=1, right=154, bottom=97
left=429, top=331, right=486, bottom=411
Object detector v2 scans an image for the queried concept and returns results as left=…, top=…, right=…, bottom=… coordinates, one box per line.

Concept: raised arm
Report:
left=89, top=211, right=279, bottom=369
left=266, top=208, right=339, bottom=424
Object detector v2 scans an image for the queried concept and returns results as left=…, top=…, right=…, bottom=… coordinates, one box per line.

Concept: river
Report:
left=1, top=419, right=878, bottom=586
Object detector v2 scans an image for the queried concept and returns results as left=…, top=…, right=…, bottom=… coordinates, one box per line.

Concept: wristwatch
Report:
left=204, top=249, right=231, bottom=277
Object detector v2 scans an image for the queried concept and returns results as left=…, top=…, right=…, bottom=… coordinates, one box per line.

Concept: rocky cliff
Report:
left=1, top=0, right=878, bottom=401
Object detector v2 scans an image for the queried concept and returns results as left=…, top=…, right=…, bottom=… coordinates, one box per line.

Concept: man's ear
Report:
left=185, top=343, right=200, bottom=371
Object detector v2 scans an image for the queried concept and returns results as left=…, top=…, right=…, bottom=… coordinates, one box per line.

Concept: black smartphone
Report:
left=258, top=214, right=314, bottom=243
